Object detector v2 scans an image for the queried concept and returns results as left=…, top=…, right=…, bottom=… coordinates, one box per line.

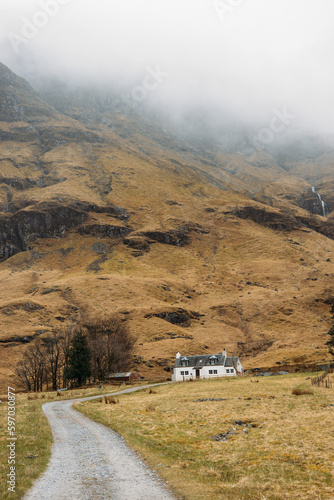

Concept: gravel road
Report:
left=24, top=385, right=176, bottom=500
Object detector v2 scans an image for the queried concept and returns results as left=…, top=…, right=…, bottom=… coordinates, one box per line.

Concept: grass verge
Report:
left=77, top=373, right=334, bottom=500
left=0, top=394, right=52, bottom=500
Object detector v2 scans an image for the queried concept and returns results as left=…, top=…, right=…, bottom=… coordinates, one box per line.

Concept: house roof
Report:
left=225, top=357, right=240, bottom=367
left=107, top=372, right=132, bottom=378
left=174, top=354, right=240, bottom=368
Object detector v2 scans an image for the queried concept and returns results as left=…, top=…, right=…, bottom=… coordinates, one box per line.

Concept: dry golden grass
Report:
left=0, top=393, right=52, bottom=500
left=77, top=373, right=334, bottom=500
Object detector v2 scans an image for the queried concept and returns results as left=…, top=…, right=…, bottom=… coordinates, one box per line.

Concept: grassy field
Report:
left=77, top=373, right=334, bottom=500
left=0, top=392, right=52, bottom=500
left=0, top=384, right=124, bottom=499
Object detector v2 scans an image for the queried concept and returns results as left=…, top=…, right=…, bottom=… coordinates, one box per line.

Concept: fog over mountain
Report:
left=0, top=0, right=334, bottom=135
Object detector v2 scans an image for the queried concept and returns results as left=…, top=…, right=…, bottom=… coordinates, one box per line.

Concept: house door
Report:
left=196, top=369, right=200, bottom=379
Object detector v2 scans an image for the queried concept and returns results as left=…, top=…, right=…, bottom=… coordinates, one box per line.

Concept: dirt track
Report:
left=24, top=385, right=175, bottom=500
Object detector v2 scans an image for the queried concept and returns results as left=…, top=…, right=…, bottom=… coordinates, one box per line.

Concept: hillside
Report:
left=1, top=63, right=334, bottom=389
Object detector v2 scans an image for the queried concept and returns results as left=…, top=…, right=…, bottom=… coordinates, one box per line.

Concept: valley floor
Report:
left=78, top=373, right=334, bottom=500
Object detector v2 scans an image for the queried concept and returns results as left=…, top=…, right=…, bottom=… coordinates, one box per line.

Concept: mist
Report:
left=0, top=0, right=334, bottom=134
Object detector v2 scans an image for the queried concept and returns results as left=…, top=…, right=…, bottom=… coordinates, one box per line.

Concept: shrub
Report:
left=104, top=396, right=119, bottom=404
left=146, top=403, right=156, bottom=412
left=292, top=388, right=314, bottom=396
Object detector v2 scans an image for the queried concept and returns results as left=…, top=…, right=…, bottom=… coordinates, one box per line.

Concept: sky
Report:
left=0, top=0, right=334, bottom=132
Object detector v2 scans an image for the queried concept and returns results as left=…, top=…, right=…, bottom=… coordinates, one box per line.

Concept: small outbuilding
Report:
left=107, top=372, right=141, bottom=382
left=172, top=349, right=244, bottom=382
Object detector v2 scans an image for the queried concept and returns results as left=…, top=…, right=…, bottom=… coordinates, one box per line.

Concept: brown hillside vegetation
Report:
left=0, top=63, right=334, bottom=389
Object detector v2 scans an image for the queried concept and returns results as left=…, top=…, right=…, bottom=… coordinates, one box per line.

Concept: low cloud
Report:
left=0, top=0, right=334, bottom=133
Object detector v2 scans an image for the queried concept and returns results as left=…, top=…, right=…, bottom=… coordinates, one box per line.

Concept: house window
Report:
left=185, top=371, right=189, bottom=375
left=180, top=358, right=189, bottom=367
left=209, top=356, right=218, bottom=365
left=181, top=371, right=184, bottom=375
left=214, top=370, right=218, bottom=374
left=226, top=369, right=230, bottom=373
left=209, top=370, right=213, bottom=374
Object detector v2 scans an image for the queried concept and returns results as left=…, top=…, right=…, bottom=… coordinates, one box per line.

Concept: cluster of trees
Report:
left=15, top=316, right=134, bottom=392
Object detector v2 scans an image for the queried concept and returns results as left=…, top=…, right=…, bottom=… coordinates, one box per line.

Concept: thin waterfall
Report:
left=311, top=187, right=327, bottom=217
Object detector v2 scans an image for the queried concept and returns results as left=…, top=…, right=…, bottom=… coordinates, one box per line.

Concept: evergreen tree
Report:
left=64, top=330, right=91, bottom=387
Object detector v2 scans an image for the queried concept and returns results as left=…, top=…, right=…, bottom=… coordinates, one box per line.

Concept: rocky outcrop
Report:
left=77, top=203, right=128, bottom=220
left=300, top=190, right=328, bottom=216
left=0, top=63, right=53, bottom=122
left=0, top=177, right=38, bottom=190
left=296, top=215, right=334, bottom=240
left=123, top=236, right=151, bottom=256
left=0, top=63, right=104, bottom=149
left=79, top=224, right=130, bottom=239
left=0, top=203, right=88, bottom=260
left=142, top=222, right=209, bottom=247
left=232, top=206, right=301, bottom=232
left=1, top=301, right=44, bottom=315
left=232, top=205, right=334, bottom=240
left=0, top=124, right=40, bottom=142
left=142, top=229, right=189, bottom=246
left=37, top=125, right=104, bottom=150
left=0, top=197, right=131, bottom=261
left=145, top=308, right=202, bottom=327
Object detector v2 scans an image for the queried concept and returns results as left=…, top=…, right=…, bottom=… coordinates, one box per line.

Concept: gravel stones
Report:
left=211, top=420, right=262, bottom=442
left=24, top=386, right=174, bottom=500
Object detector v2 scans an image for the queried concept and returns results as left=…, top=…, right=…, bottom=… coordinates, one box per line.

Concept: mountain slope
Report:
left=0, top=64, right=333, bottom=389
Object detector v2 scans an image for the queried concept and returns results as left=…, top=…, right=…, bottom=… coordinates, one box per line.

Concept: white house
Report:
left=172, top=349, right=244, bottom=382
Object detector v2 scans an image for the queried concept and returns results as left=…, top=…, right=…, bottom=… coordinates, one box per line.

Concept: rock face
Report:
left=0, top=200, right=131, bottom=261
left=142, top=229, right=190, bottom=247
left=300, top=190, right=329, bottom=216
left=232, top=205, right=334, bottom=240
left=0, top=203, right=88, bottom=260
left=0, top=62, right=103, bottom=149
left=79, top=224, right=130, bottom=239
left=0, top=63, right=52, bottom=122
left=123, top=236, right=151, bottom=256
left=232, top=206, right=301, bottom=232
left=297, top=215, right=334, bottom=240
left=142, top=223, right=209, bottom=247
left=146, top=308, right=202, bottom=327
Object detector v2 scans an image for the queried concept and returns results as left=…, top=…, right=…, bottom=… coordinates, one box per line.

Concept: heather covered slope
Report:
left=0, top=64, right=334, bottom=389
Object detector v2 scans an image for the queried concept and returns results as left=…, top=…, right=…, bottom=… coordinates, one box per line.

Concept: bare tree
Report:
left=15, top=340, right=47, bottom=392
left=84, top=316, right=135, bottom=381
left=15, top=327, right=73, bottom=392
left=43, top=332, right=65, bottom=391
left=61, top=324, right=75, bottom=388
left=15, top=359, right=32, bottom=392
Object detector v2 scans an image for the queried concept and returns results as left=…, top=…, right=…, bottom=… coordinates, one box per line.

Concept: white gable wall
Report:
left=172, top=364, right=238, bottom=382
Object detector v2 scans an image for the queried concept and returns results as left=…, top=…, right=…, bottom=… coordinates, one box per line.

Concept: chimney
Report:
left=176, top=352, right=181, bottom=359
left=223, top=348, right=227, bottom=357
